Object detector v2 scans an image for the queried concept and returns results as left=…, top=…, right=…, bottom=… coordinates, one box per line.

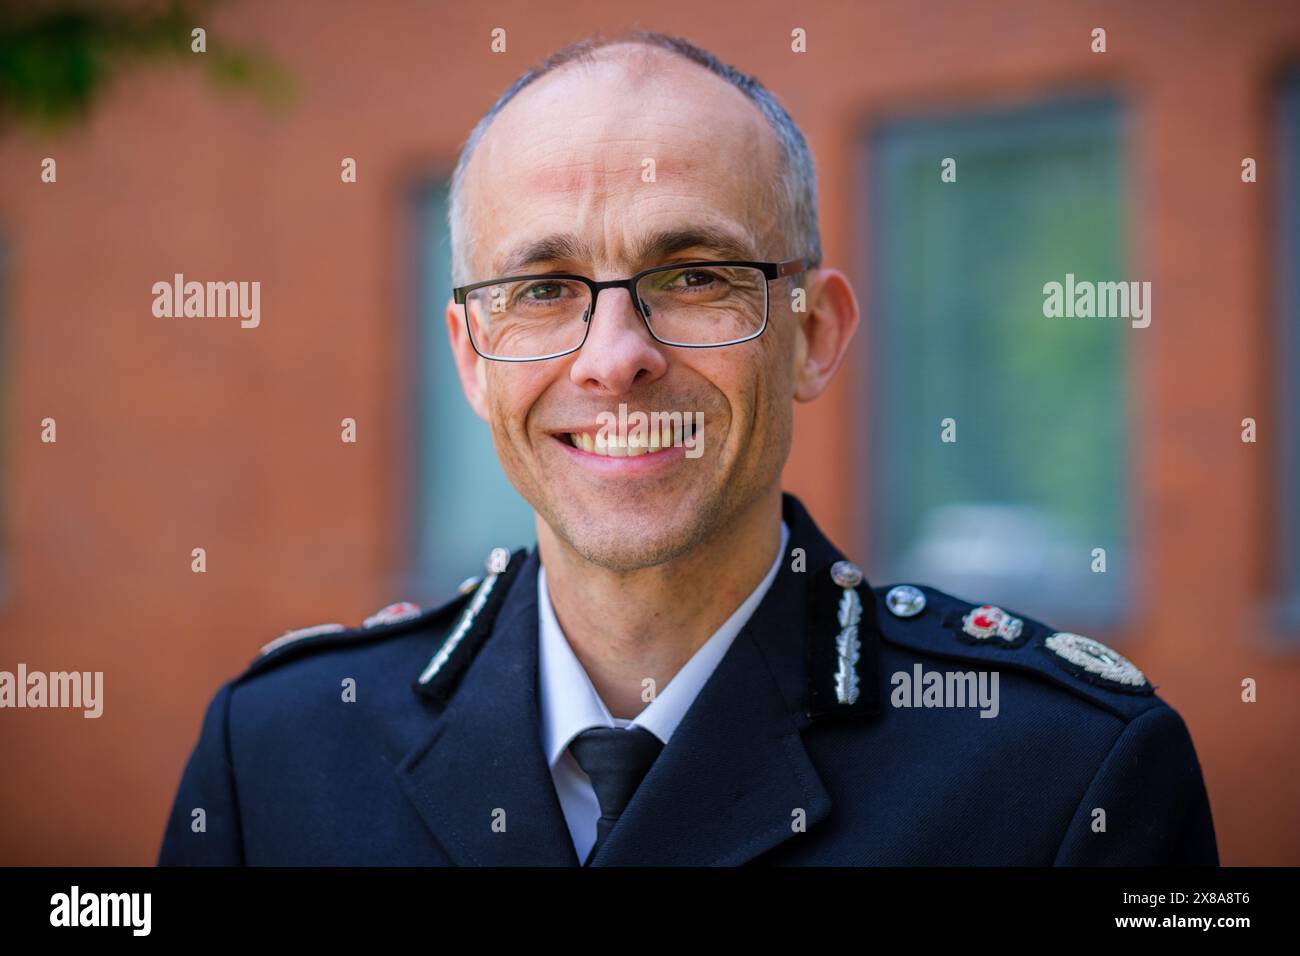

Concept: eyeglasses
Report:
left=452, top=257, right=815, bottom=362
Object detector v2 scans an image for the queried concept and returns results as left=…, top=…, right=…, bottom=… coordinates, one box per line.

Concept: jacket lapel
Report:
left=395, top=548, right=581, bottom=866
left=587, top=494, right=852, bottom=866
left=395, top=494, right=875, bottom=866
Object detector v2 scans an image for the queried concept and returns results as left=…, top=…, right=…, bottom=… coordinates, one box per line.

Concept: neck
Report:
left=538, top=486, right=784, bottom=720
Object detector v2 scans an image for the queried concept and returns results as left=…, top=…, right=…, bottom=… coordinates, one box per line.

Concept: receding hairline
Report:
left=458, top=39, right=781, bottom=203
left=521, top=39, right=763, bottom=106
left=448, top=31, right=821, bottom=286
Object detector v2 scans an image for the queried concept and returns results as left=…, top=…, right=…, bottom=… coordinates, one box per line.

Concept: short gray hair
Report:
left=447, top=30, right=821, bottom=286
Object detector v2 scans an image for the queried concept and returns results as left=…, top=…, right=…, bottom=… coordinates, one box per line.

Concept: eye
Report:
left=521, top=281, right=564, bottom=301
left=666, top=268, right=726, bottom=291
left=509, top=279, right=581, bottom=310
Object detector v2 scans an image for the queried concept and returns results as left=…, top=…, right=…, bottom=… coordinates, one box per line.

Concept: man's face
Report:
left=451, top=49, right=802, bottom=571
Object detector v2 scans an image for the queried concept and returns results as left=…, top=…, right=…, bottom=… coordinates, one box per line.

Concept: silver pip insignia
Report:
left=961, top=604, right=1023, bottom=642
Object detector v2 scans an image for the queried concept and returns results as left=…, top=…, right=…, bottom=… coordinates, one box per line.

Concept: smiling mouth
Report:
left=561, top=419, right=697, bottom=457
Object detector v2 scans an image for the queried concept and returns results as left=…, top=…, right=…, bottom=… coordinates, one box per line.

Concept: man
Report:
left=159, top=32, right=1217, bottom=866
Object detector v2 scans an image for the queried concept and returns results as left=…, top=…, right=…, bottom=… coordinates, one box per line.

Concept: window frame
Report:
left=858, top=94, right=1132, bottom=631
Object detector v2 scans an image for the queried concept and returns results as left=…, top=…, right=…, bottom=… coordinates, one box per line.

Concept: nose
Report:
left=567, top=285, right=668, bottom=394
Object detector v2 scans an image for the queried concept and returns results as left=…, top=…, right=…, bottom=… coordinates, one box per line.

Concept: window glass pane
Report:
left=411, top=182, right=535, bottom=596
left=868, top=97, right=1129, bottom=627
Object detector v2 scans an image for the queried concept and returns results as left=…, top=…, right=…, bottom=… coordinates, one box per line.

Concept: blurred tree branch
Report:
left=0, top=0, right=294, bottom=135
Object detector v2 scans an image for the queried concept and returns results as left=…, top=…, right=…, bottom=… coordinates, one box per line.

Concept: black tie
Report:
left=568, top=726, right=664, bottom=864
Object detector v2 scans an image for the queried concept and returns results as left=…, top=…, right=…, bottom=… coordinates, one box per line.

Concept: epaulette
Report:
left=872, top=582, right=1160, bottom=722
left=238, top=546, right=527, bottom=682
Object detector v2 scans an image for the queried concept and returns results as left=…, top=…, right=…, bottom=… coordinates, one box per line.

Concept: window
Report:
left=408, top=181, right=534, bottom=598
left=865, top=96, right=1130, bottom=629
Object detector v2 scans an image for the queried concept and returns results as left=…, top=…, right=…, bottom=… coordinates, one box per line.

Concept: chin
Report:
left=551, top=500, right=707, bottom=572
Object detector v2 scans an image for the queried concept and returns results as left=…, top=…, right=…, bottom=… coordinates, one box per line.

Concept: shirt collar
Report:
left=538, top=520, right=790, bottom=769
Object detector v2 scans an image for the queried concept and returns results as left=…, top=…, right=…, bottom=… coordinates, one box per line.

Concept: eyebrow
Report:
left=492, top=225, right=760, bottom=278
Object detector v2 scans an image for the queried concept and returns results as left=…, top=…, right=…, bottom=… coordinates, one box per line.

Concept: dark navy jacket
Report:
left=158, top=493, right=1218, bottom=866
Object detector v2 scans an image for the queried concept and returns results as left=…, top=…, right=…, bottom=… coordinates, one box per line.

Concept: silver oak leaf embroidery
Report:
left=834, top=587, right=862, bottom=705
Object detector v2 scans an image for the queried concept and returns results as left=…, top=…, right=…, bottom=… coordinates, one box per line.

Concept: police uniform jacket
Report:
left=158, top=493, right=1218, bottom=866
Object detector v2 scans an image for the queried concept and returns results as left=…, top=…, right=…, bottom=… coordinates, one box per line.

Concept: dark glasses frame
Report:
left=452, top=257, right=816, bottom=362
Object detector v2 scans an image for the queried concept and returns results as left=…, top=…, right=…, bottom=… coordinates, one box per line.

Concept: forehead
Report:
left=462, top=47, right=782, bottom=277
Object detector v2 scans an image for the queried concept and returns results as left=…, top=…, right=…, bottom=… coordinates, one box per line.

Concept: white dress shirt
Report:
left=537, top=520, right=790, bottom=862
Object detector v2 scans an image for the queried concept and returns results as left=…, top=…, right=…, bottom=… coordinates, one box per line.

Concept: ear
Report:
left=791, top=267, right=860, bottom=402
left=446, top=295, right=490, bottom=421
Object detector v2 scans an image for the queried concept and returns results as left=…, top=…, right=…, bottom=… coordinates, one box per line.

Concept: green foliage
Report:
left=0, top=0, right=294, bottom=134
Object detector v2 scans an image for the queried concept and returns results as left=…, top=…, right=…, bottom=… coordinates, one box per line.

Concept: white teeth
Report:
left=568, top=422, right=690, bottom=457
